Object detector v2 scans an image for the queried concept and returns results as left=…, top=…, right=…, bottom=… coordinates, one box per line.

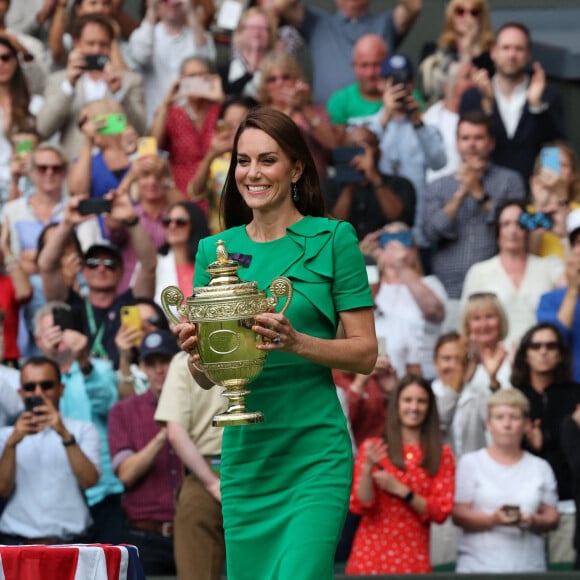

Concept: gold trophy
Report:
left=161, top=240, right=293, bottom=427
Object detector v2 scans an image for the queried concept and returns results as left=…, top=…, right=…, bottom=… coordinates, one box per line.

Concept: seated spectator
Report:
left=129, top=0, right=216, bottom=123
left=419, top=0, right=493, bottom=106
left=367, top=53, right=447, bottom=250
left=0, top=356, right=100, bottom=544
left=37, top=195, right=157, bottom=368
left=346, top=375, right=454, bottom=574
left=460, top=22, right=565, bottom=185
left=512, top=322, right=580, bottom=568
left=150, top=56, right=223, bottom=203
left=372, top=222, right=446, bottom=379
left=326, top=34, right=388, bottom=142
left=453, top=389, right=559, bottom=573
left=36, top=14, right=146, bottom=161
left=187, top=95, right=257, bottom=234
left=461, top=199, right=564, bottom=348
left=33, top=302, right=123, bottom=544
left=275, top=0, right=422, bottom=104
left=256, top=50, right=336, bottom=180
left=423, top=60, right=474, bottom=183
left=108, top=330, right=182, bottom=576
left=423, top=111, right=526, bottom=331
left=538, top=209, right=580, bottom=383
left=154, top=201, right=209, bottom=306
left=326, top=126, right=416, bottom=240
left=218, top=7, right=277, bottom=100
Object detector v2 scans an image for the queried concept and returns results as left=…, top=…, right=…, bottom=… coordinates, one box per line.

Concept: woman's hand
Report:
left=372, top=470, right=406, bottom=497
left=364, top=439, right=387, bottom=468
left=479, top=344, right=506, bottom=383
left=253, top=312, right=302, bottom=353
left=115, top=325, right=142, bottom=359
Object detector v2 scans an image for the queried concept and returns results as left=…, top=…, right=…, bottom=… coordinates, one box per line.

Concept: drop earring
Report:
left=292, top=182, right=299, bottom=202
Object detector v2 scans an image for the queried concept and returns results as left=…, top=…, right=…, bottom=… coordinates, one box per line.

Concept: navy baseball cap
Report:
left=138, top=330, right=180, bottom=362
left=380, top=53, right=414, bottom=80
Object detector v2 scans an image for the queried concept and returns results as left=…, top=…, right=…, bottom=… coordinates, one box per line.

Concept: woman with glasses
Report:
left=511, top=322, right=580, bottom=567
left=154, top=201, right=210, bottom=306
left=256, top=50, right=337, bottom=180
left=453, top=388, right=559, bottom=572
left=419, top=0, right=494, bottom=105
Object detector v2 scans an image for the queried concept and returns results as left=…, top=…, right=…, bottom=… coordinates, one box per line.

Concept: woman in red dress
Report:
left=346, top=374, right=455, bottom=574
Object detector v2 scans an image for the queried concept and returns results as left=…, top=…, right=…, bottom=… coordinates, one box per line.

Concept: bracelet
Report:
left=402, top=490, right=414, bottom=503
left=62, top=434, right=77, bottom=447
left=117, top=371, right=135, bottom=384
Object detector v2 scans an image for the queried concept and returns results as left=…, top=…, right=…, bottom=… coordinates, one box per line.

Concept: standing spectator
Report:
left=0, top=356, right=100, bottom=544
left=460, top=22, right=565, bottom=184
left=36, top=14, right=146, bottom=161
left=461, top=199, right=563, bottom=348
left=453, top=388, right=559, bottom=572
left=108, top=330, right=182, bottom=576
left=346, top=375, right=454, bottom=574
left=129, top=0, right=216, bottom=123
left=538, top=209, right=580, bottom=382
left=276, top=0, right=422, bottom=104
left=326, top=34, right=388, bottom=142
left=154, top=351, right=226, bottom=580
left=511, top=322, right=580, bottom=568
left=423, top=112, right=525, bottom=331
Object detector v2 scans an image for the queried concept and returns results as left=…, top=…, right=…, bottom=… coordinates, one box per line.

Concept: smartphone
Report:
left=501, top=504, right=521, bottom=520
left=78, top=198, right=112, bottom=216
left=137, top=137, right=158, bottom=158
left=518, top=211, right=553, bottom=231
left=95, top=113, right=127, bottom=135
left=179, top=75, right=215, bottom=99
left=378, top=230, right=414, bottom=248
left=540, top=146, right=561, bottom=174
left=120, top=305, right=142, bottom=345
left=84, top=54, right=108, bottom=71
left=391, top=69, right=409, bottom=102
left=332, top=146, right=365, bottom=184
left=24, top=395, right=44, bottom=413
left=14, top=138, right=34, bottom=155
left=53, top=306, right=83, bottom=332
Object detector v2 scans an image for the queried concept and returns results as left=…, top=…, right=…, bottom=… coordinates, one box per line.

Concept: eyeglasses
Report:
left=35, top=164, right=65, bottom=174
left=85, top=257, right=118, bottom=270
left=528, top=341, right=559, bottom=351
left=144, top=315, right=163, bottom=327
left=454, top=6, right=481, bottom=17
left=0, top=53, right=15, bottom=63
left=161, top=217, right=190, bottom=228
left=266, top=74, right=292, bottom=84
left=22, top=380, right=56, bottom=393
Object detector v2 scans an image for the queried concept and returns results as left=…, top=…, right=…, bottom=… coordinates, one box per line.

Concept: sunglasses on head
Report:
left=22, top=380, right=56, bottom=393
left=161, top=217, right=190, bottom=228
left=0, top=52, right=15, bottom=63
left=528, top=341, right=559, bottom=351
left=266, top=73, right=292, bottom=84
left=85, top=257, right=118, bottom=270
left=454, top=6, right=481, bottom=17
left=35, top=164, right=65, bottom=174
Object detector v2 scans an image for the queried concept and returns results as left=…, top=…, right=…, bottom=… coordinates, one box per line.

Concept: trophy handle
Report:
left=160, top=285, right=186, bottom=326
left=268, top=276, right=293, bottom=315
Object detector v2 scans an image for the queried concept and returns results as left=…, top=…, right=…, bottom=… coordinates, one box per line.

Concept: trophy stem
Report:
left=213, top=384, right=264, bottom=427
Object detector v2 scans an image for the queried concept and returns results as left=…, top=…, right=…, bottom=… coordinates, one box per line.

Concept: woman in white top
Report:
left=461, top=199, right=564, bottom=348
left=373, top=222, right=447, bottom=379
left=453, top=389, right=559, bottom=573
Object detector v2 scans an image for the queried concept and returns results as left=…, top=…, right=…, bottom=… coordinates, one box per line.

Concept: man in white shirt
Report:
left=0, top=356, right=100, bottom=544
left=129, top=0, right=216, bottom=123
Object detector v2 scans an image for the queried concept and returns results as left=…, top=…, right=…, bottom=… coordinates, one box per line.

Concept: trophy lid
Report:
left=204, top=240, right=251, bottom=288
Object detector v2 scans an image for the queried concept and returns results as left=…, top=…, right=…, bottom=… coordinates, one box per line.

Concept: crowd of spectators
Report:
left=0, top=0, right=579, bottom=576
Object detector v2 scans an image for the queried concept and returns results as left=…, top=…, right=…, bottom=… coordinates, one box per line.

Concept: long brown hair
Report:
left=220, top=106, right=325, bottom=229
left=386, top=374, right=442, bottom=476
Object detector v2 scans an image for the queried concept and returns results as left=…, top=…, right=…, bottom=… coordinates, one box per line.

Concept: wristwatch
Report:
left=476, top=193, right=490, bottom=206
left=402, top=490, right=414, bottom=503
left=62, top=435, right=77, bottom=447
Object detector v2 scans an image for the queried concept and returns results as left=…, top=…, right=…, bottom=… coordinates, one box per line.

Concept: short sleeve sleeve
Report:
left=454, top=452, right=478, bottom=504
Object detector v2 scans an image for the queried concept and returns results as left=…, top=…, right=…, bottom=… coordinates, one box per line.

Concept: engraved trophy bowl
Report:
left=161, top=240, right=293, bottom=427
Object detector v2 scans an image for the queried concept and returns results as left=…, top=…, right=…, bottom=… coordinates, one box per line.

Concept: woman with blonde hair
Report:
left=257, top=50, right=337, bottom=179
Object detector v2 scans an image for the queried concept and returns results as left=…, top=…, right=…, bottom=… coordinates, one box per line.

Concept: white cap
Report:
left=567, top=209, right=580, bottom=238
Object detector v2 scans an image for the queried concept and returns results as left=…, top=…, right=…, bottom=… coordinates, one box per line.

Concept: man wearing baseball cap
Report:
left=108, top=330, right=182, bottom=576
left=538, top=208, right=580, bottom=382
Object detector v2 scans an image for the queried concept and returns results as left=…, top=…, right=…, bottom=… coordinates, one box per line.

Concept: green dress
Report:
left=194, top=216, right=373, bottom=580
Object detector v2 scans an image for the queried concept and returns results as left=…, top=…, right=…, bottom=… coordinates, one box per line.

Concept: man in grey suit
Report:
left=36, top=14, right=146, bottom=160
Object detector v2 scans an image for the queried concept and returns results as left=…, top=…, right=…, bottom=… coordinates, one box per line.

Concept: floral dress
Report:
left=346, top=439, right=455, bottom=574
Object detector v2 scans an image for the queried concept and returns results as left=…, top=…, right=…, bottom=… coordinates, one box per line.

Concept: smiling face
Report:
left=451, top=1, right=483, bottom=36
left=352, top=36, right=387, bottom=98
left=234, top=128, right=303, bottom=215
left=434, top=339, right=464, bottom=385
left=163, top=204, right=191, bottom=248
left=398, top=383, right=430, bottom=430
left=497, top=204, right=527, bottom=254
left=466, top=305, right=502, bottom=346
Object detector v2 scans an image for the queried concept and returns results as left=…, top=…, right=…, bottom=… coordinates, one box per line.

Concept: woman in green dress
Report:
left=176, top=107, right=377, bottom=579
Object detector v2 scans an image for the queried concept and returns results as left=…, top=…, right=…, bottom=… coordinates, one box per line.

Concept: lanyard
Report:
left=84, top=299, right=108, bottom=359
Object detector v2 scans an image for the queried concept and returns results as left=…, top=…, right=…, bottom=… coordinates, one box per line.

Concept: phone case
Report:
left=137, top=137, right=158, bottom=157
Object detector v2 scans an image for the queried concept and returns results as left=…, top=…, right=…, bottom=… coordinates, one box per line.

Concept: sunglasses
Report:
left=35, top=164, right=65, bottom=174
left=161, top=217, right=190, bottom=228
left=22, top=380, right=56, bottom=393
left=454, top=6, right=481, bottom=17
left=0, top=53, right=15, bottom=63
left=528, top=341, right=559, bottom=351
left=266, top=74, right=292, bottom=84
left=144, top=315, right=163, bottom=327
left=85, top=257, right=118, bottom=270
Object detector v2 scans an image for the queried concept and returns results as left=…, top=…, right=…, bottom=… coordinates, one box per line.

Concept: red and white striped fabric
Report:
left=0, top=544, right=143, bottom=580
